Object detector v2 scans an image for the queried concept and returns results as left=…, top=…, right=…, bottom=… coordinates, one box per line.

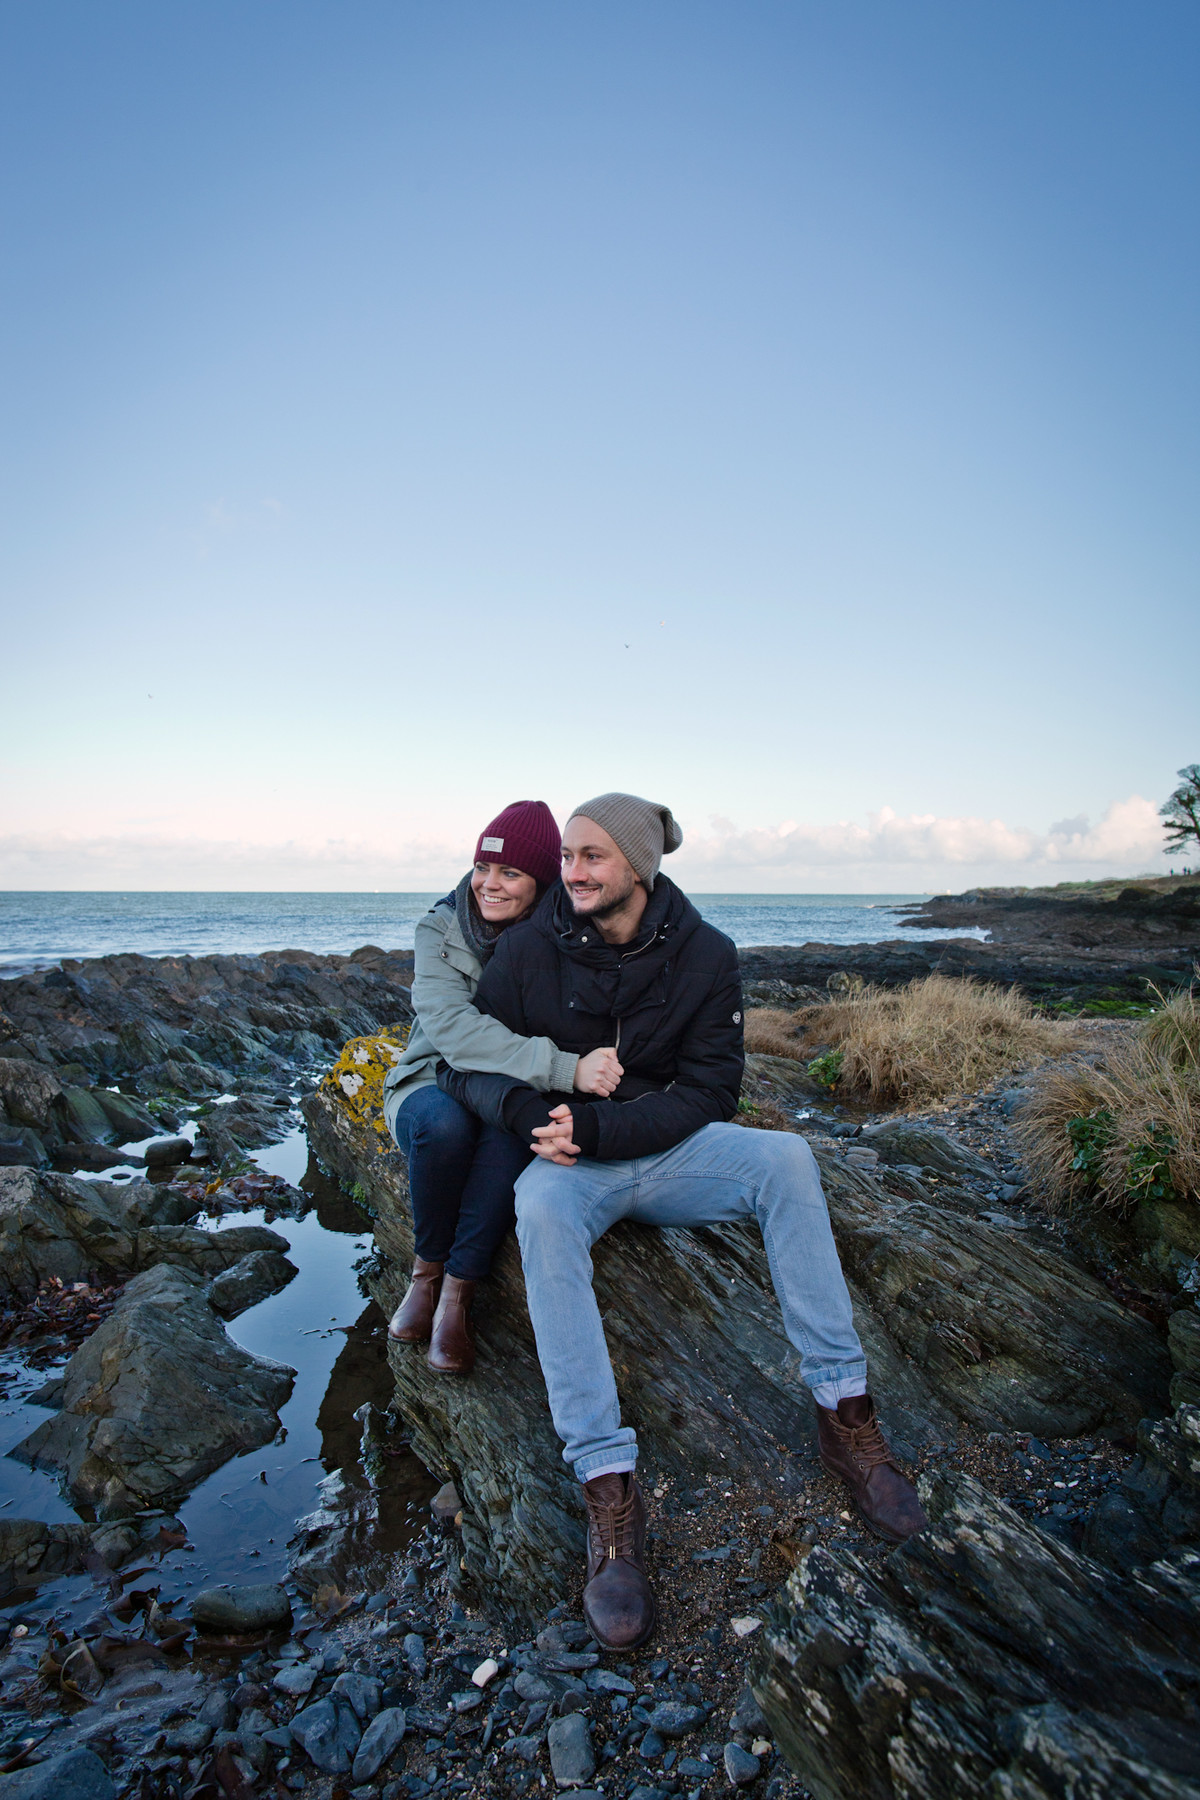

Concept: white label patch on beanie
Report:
left=481, top=837, right=504, bottom=852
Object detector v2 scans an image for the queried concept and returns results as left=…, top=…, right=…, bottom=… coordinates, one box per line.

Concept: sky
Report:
left=1, top=1, right=1197, bottom=893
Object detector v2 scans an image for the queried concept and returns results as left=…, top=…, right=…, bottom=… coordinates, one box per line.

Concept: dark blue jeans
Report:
left=393, top=1084, right=531, bottom=1280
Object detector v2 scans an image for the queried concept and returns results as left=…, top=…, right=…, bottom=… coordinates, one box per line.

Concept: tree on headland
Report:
left=1160, top=764, right=1200, bottom=858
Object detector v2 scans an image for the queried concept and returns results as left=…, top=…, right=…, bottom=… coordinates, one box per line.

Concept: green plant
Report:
left=1067, top=1110, right=1113, bottom=1181
left=806, top=1049, right=844, bottom=1090
left=1125, top=1126, right=1177, bottom=1202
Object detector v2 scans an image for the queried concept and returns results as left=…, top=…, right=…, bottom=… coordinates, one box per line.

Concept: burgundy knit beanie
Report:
left=474, top=800, right=562, bottom=890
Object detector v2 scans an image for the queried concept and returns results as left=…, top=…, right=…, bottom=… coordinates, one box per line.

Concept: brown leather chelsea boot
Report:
left=387, top=1258, right=443, bottom=1343
left=816, top=1394, right=928, bottom=1543
left=427, top=1275, right=478, bottom=1375
left=581, top=1473, right=657, bottom=1651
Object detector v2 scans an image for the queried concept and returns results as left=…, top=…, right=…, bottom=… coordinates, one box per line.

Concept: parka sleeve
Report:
left=412, top=913, right=578, bottom=1093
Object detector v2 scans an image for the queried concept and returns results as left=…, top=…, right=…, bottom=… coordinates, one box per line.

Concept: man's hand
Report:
left=574, top=1047, right=623, bottom=1097
left=532, top=1103, right=581, bottom=1165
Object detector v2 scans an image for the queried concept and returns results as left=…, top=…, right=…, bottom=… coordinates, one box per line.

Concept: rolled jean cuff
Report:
left=809, top=1363, right=869, bottom=1410
left=574, top=1448, right=638, bottom=1484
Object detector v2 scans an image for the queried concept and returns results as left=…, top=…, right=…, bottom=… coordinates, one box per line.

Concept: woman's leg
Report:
left=445, top=1125, right=533, bottom=1280
left=428, top=1126, right=532, bottom=1374
left=393, top=1085, right=479, bottom=1265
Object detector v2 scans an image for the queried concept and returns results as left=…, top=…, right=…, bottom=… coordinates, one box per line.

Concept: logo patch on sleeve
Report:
left=733, top=1011, right=742, bottom=1024
left=481, top=837, right=504, bottom=852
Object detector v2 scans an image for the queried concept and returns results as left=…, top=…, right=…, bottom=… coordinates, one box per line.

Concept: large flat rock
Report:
left=301, top=1072, right=1167, bottom=1629
left=752, top=1470, right=1200, bottom=1800
left=12, top=1262, right=295, bottom=1513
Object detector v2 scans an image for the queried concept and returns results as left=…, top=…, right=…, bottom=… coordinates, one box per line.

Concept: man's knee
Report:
left=514, top=1160, right=569, bottom=1233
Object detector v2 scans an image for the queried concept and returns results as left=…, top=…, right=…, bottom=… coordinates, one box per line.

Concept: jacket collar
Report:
left=544, top=874, right=700, bottom=964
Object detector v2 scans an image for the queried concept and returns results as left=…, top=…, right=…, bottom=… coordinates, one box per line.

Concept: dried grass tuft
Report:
left=1015, top=980, right=1200, bottom=1211
left=746, top=974, right=1074, bottom=1106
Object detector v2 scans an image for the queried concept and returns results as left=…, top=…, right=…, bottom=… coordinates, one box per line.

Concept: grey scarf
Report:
left=454, top=871, right=503, bottom=965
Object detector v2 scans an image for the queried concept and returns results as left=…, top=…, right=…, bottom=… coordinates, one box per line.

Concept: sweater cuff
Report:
left=568, top=1105, right=600, bottom=1158
left=550, top=1049, right=580, bottom=1093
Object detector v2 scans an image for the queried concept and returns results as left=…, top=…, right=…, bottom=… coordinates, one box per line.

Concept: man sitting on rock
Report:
left=437, top=792, right=926, bottom=1649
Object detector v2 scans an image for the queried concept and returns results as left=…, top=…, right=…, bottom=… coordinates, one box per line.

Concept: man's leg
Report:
left=629, top=1121, right=926, bottom=1542
left=515, top=1156, right=653, bottom=1649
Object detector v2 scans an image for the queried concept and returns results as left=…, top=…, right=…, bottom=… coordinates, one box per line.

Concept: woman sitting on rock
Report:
left=381, top=800, right=621, bottom=1375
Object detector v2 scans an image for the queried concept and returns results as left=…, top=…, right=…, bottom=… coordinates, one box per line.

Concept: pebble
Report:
left=724, top=1740, right=762, bottom=1786
left=504, top=1734, right=544, bottom=1762
left=730, top=1615, right=762, bottom=1638
left=191, top=1582, right=292, bottom=1634
left=351, top=1706, right=408, bottom=1783
left=403, top=1632, right=427, bottom=1677
left=515, top=1668, right=555, bottom=1702
left=332, top=1670, right=382, bottom=1720
left=472, top=1656, right=500, bottom=1686
left=640, top=1728, right=666, bottom=1758
left=548, top=1710, right=596, bottom=1786
left=290, top=1695, right=362, bottom=1774
left=647, top=1700, right=707, bottom=1738
left=585, top=1667, right=636, bottom=1693
left=273, top=1662, right=318, bottom=1698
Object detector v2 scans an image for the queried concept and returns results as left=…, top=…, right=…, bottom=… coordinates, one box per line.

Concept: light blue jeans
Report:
left=514, top=1122, right=868, bottom=1482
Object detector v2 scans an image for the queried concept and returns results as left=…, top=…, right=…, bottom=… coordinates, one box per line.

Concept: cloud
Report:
left=670, top=795, right=1165, bottom=881
left=0, top=796, right=1168, bottom=891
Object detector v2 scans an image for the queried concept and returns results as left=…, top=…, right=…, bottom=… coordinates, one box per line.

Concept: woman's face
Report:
left=470, top=861, right=538, bottom=925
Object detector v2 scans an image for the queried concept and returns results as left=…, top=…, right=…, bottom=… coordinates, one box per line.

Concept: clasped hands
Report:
left=530, top=1045, right=623, bottom=1165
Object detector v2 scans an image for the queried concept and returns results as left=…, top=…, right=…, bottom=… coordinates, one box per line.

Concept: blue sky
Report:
left=1, top=2, right=1196, bottom=890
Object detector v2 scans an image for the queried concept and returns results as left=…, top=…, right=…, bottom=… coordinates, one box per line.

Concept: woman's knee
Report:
left=400, top=1089, right=475, bottom=1154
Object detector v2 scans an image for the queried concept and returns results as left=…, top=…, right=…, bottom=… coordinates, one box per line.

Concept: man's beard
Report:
left=569, top=870, right=638, bottom=921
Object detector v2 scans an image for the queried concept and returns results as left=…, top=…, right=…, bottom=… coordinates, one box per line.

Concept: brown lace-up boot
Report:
left=387, top=1258, right=443, bottom=1343
left=581, top=1473, right=656, bottom=1650
left=427, top=1276, right=478, bottom=1375
left=816, top=1394, right=928, bottom=1543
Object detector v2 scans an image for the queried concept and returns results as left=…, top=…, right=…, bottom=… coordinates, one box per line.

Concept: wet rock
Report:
left=647, top=1701, right=705, bottom=1739
left=0, top=1746, right=115, bottom=1799
left=12, top=1263, right=295, bottom=1511
left=723, top=1742, right=760, bottom=1787
left=332, top=1669, right=382, bottom=1719
left=0, top=1166, right=136, bottom=1296
left=0, top=1125, right=49, bottom=1168
left=134, top=1221, right=291, bottom=1278
left=192, top=1582, right=292, bottom=1634
left=859, top=1119, right=996, bottom=1180
left=142, top=1135, right=192, bottom=1168
left=207, top=1249, right=298, bottom=1316
left=305, top=1078, right=1168, bottom=1627
left=288, top=1468, right=380, bottom=1596
left=548, top=1710, right=595, bottom=1786
left=91, top=1087, right=157, bottom=1141
left=0, top=1057, right=63, bottom=1133
left=351, top=1705, right=408, bottom=1782
left=274, top=1661, right=318, bottom=1698
left=290, top=1694, right=362, bottom=1773
left=752, top=1469, right=1200, bottom=1799
left=0, top=1517, right=93, bottom=1598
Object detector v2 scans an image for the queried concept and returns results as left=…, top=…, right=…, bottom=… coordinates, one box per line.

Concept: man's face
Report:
left=561, top=816, right=639, bottom=919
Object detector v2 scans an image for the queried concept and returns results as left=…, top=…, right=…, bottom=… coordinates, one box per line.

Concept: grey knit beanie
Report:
left=568, top=792, right=684, bottom=888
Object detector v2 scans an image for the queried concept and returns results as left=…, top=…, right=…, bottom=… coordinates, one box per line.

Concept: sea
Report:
left=0, top=891, right=987, bottom=975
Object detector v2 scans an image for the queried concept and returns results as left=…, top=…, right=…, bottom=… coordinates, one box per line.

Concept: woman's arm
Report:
left=411, top=911, right=579, bottom=1093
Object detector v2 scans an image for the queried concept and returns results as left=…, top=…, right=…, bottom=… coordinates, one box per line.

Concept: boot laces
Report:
left=587, top=1486, right=638, bottom=1562
left=832, top=1412, right=895, bottom=1472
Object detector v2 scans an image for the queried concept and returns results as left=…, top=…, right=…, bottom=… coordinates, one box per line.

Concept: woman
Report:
left=381, top=799, right=621, bottom=1375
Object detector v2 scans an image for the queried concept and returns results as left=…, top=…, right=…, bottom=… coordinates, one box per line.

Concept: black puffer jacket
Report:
left=437, top=876, right=744, bottom=1160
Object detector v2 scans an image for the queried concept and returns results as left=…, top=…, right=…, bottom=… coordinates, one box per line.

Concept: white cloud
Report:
left=0, top=795, right=1169, bottom=891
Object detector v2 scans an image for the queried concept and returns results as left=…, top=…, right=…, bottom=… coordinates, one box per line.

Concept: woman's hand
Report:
left=574, top=1047, right=623, bottom=1096
left=532, top=1103, right=581, bottom=1165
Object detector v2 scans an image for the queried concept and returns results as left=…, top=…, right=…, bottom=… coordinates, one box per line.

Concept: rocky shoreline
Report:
left=0, top=884, right=1195, bottom=1798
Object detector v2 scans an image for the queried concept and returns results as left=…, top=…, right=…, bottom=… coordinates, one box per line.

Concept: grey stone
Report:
left=351, top=1706, right=407, bottom=1782
left=273, top=1661, right=318, bottom=1698
left=0, top=1126, right=49, bottom=1168
left=723, top=1742, right=761, bottom=1786
left=585, top=1667, right=635, bottom=1693
left=646, top=1701, right=706, bottom=1738
left=332, top=1669, right=382, bottom=1719
left=548, top=1709, right=595, bottom=1786
left=859, top=1119, right=996, bottom=1180
left=0, top=1058, right=63, bottom=1132
left=60, top=1086, right=117, bottom=1144
left=505, top=1733, right=545, bottom=1761
left=143, top=1135, right=192, bottom=1168
left=92, top=1088, right=157, bottom=1141
left=192, top=1582, right=292, bottom=1634
left=403, top=1631, right=426, bottom=1676
left=515, top=1668, right=555, bottom=1702
left=12, top=1263, right=295, bottom=1510
left=729, top=1686, right=767, bottom=1734
left=639, top=1729, right=666, bottom=1758
left=290, top=1695, right=362, bottom=1773
left=207, top=1249, right=298, bottom=1317
left=165, top=1720, right=213, bottom=1753
left=0, top=1747, right=115, bottom=1799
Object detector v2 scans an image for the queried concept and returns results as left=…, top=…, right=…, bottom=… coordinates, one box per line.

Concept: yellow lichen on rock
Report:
left=322, top=1027, right=409, bottom=1150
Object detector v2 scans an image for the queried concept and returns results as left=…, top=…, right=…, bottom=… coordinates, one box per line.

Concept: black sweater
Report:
left=437, top=876, right=744, bottom=1161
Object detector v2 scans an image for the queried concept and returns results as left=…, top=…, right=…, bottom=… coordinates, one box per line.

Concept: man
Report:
left=438, top=792, right=926, bottom=1650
